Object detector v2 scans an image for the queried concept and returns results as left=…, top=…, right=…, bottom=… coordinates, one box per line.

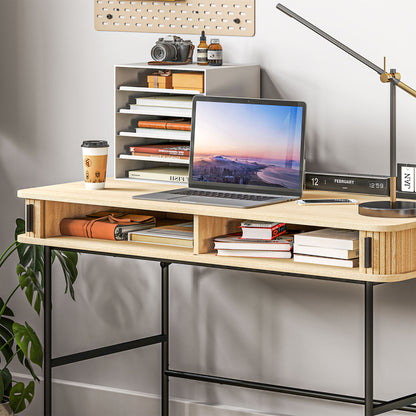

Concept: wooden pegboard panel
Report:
left=95, top=0, right=255, bottom=36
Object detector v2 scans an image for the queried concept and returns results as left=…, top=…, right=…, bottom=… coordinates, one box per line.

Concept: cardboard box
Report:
left=172, top=72, right=204, bottom=93
left=147, top=74, right=173, bottom=89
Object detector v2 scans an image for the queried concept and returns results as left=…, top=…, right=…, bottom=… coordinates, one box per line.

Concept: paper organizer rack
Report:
left=94, top=0, right=255, bottom=36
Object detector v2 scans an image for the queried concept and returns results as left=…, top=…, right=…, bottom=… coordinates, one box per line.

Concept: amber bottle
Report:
left=207, top=39, right=223, bottom=66
left=197, top=30, right=208, bottom=65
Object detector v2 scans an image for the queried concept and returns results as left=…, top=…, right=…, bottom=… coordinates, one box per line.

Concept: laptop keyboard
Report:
left=174, top=190, right=274, bottom=201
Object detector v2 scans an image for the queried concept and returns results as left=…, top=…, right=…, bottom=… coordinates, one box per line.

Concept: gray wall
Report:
left=1, top=0, right=416, bottom=415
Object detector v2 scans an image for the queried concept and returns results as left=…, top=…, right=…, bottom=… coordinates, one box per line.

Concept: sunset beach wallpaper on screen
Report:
left=192, top=101, right=304, bottom=189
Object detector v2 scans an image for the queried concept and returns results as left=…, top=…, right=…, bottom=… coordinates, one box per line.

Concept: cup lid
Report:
left=81, top=140, right=109, bottom=148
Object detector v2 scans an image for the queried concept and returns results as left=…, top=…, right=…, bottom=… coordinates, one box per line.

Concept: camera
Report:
left=151, top=36, right=194, bottom=63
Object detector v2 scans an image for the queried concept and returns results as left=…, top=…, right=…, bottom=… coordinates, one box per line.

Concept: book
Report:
left=128, top=166, right=189, bottom=183
left=130, top=152, right=189, bottom=161
left=123, top=105, right=192, bottom=118
left=293, top=254, right=359, bottom=268
left=304, top=172, right=389, bottom=195
left=216, top=249, right=292, bottom=258
left=137, top=119, right=192, bottom=131
left=294, top=244, right=359, bottom=259
left=214, top=233, right=293, bottom=251
left=129, top=143, right=190, bottom=156
left=128, top=221, right=193, bottom=248
left=135, top=95, right=193, bottom=109
left=293, top=228, right=359, bottom=250
left=239, top=221, right=286, bottom=240
left=131, top=128, right=191, bottom=141
left=119, top=153, right=189, bottom=163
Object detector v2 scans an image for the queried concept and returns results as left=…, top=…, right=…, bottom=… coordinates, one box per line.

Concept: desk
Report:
left=17, top=179, right=416, bottom=416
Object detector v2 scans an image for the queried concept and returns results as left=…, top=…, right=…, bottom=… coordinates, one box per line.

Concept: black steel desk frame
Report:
left=42, top=245, right=416, bottom=416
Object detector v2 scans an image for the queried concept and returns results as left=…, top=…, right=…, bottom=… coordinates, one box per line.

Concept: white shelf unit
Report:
left=115, top=63, right=260, bottom=184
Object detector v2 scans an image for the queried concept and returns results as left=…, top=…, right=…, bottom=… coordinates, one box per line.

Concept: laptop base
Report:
left=133, top=189, right=297, bottom=208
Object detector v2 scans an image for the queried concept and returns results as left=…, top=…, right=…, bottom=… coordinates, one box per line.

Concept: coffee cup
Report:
left=81, top=140, right=109, bottom=189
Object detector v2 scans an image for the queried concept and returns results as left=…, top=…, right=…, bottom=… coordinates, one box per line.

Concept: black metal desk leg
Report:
left=44, top=247, right=52, bottom=416
left=365, top=282, right=374, bottom=416
left=161, top=262, right=170, bottom=416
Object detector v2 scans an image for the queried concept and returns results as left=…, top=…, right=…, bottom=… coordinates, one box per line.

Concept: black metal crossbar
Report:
left=166, top=369, right=416, bottom=413
left=373, top=393, right=416, bottom=415
left=51, top=334, right=166, bottom=367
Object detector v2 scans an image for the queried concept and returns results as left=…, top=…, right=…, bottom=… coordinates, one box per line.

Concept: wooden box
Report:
left=172, top=72, right=204, bottom=93
left=147, top=74, right=173, bottom=89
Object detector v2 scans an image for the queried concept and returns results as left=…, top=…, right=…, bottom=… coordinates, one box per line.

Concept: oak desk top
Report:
left=18, top=178, right=416, bottom=232
left=17, top=179, right=416, bottom=283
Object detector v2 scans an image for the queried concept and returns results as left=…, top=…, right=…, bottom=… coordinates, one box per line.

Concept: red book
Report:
left=239, top=221, right=286, bottom=240
left=137, top=119, right=192, bottom=131
left=129, top=144, right=190, bottom=156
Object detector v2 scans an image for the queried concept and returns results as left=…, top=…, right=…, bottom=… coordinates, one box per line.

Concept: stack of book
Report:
left=121, top=95, right=193, bottom=118
left=293, top=228, right=359, bottom=268
left=214, top=221, right=293, bottom=258
left=128, top=221, right=194, bottom=248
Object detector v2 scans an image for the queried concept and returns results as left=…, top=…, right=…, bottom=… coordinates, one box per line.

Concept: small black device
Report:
left=150, top=36, right=194, bottom=63
left=297, top=198, right=358, bottom=205
left=304, top=172, right=389, bottom=195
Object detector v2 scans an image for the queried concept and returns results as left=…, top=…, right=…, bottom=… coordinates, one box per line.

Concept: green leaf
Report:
left=16, top=266, right=44, bottom=316
left=0, top=368, right=12, bottom=398
left=0, top=371, right=4, bottom=404
left=9, top=381, right=34, bottom=414
left=0, top=299, right=15, bottom=364
left=14, top=218, right=25, bottom=239
left=12, top=323, right=43, bottom=368
left=54, top=251, right=78, bottom=301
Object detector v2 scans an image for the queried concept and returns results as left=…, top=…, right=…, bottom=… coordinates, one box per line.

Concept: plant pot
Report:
left=0, top=403, right=13, bottom=416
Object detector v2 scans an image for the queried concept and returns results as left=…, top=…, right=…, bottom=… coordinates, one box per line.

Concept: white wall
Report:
left=1, top=0, right=416, bottom=415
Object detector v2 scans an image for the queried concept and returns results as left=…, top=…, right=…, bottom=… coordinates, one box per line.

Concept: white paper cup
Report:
left=81, top=140, right=109, bottom=190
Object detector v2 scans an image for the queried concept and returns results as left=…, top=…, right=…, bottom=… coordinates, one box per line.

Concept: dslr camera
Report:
left=151, top=36, right=194, bottom=63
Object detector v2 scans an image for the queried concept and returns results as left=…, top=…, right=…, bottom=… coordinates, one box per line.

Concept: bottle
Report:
left=207, top=38, right=223, bottom=66
left=197, top=31, right=208, bottom=65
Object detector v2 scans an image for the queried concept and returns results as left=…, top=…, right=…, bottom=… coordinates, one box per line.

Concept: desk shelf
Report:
left=114, top=63, right=260, bottom=184
left=17, top=179, right=416, bottom=283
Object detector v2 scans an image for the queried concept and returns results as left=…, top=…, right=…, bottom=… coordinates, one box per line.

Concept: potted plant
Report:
left=0, top=219, right=78, bottom=414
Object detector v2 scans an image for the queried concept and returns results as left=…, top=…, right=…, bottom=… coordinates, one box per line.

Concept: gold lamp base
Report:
left=359, top=200, right=416, bottom=217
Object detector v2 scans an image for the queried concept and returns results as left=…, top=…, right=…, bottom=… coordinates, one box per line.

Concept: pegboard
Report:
left=95, top=1, right=255, bottom=36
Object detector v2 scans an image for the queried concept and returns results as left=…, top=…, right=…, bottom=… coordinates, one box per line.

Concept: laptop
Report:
left=133, top=95, right=306, bottom=208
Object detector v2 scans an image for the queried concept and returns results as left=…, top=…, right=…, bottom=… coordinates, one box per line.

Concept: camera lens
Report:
left=151, top=43, right=177, bottom=61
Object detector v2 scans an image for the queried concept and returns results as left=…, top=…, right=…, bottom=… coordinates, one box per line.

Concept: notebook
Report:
left=133, top=95, right=306, bottom=208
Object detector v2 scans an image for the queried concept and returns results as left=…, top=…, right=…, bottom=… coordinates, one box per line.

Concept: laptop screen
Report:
left=189, top=96, right=306, bottom=196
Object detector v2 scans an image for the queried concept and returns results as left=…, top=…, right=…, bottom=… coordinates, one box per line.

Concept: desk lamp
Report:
left=276, top=3, right=416, bottom=217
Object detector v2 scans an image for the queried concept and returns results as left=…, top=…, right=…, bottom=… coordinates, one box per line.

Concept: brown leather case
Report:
left=60, top=211, right=155, bottom=241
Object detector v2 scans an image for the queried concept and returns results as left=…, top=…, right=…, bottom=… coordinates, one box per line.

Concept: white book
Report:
left=121, top=106, right=192, bottom=118
left=128, top=166, right=189, bottom=183
left=214, top=234, right=293, bottom=251
left=131, top=128, right=191, bottom=141
left=119, top=154, right=189, bottom=164
left=217, top=249, right=293, bottom=259
left=294, top=244, right=359, bottom=259
left=293, top=228, right=359, bottom=250
left=293, top=254, right=359, bottom=268
left=135, top=95, right=193, bottom=109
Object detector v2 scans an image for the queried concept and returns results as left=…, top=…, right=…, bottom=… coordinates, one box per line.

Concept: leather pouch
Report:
left=60, top=211, right=156, bottom=241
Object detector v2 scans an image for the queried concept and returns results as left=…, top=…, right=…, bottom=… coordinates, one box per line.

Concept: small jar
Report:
left=207, top=39, right=223, bottom=66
